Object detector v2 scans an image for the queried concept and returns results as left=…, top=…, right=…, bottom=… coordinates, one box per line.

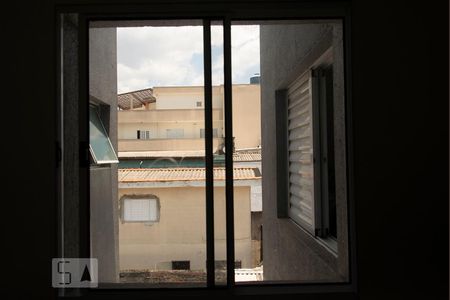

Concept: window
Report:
left=196, top=101, right=202, bottom=107
left=166, top=128, right=184, bottom=139
left=137, top=130, right=150, bottom=140
left=121, top=196, right=159, bottom=223
left=60, top=10, right=352, bottom=295
left=89, top=105, right=119, bottom=164
left=200, top=128, right=218, bottom=138
left=276, top=48, right=338, bottom=248
left=172, top=261, right=190, bottom=270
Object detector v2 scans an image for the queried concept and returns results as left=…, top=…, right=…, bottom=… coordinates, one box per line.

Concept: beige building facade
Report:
left=118, top=168, right=260, bottom=271
left=118, top=84, right=261, bottom=152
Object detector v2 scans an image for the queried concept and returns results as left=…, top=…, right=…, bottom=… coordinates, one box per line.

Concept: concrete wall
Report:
left=251, top=211, right=262, bottom=267
left=118, top=186, right=252, bottom=271
left=89, top=27, right=119, bottom=283
left=260, top=22, right=348, bottom=282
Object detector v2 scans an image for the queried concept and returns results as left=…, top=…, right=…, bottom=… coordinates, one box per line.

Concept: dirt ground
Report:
left=119, top=269, right=227, bottom=284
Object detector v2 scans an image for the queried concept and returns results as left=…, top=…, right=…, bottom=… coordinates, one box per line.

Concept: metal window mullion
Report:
left=223, top=18, right=235, bottom=288
left=203, top=19, right=215, bottom=288
left=79, top=14, right=90, bottom=260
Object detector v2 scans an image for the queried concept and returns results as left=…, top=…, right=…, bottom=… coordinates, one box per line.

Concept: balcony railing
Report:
left=118, top=138, right=224, bottom=152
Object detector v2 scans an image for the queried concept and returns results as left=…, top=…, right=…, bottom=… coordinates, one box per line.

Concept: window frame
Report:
left=57, top=1, right=356, bottom=297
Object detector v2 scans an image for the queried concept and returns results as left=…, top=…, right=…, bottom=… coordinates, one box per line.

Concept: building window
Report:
left=196, top=101, right=202, bottom=107
left=121, top=196, right=160, bottom=223
left=276, top=51, right=337, bottom=246
left=200, top=128, right=218, bottom=138
left=89, top=104, right=119, bottom=164
left=166, top=128, right=184, bottom=139
left=137, top=130, right=150, bottom=140
left=172, top=261, right=190, bottom=270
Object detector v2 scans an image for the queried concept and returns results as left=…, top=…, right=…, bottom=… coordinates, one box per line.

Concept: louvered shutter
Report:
left=286, top=70, right=317, bottom=235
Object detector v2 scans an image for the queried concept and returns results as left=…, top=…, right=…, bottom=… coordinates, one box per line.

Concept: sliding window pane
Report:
left=89, top=20, right=207, bottom=287
left=231, top=20, right=349, bottom=284
left=230, top=24, right=263, bottom=283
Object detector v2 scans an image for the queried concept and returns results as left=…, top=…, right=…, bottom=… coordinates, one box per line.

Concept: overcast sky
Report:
left=117, top=25, right=260, bottom=93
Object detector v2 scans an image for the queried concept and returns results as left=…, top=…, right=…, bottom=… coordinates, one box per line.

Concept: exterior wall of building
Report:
left=118, top=138, right=223, bottom=152
left=153, top=86, right=224, bottom=110
left=118, top=84, right=260, bottom=151
left=260, top=22, right=348, bottom=282
left=232, top=84, right=261, bottom=149
left=118, top=112, right=224, bottom=140
left=88, top=26, right=120, bottom=283
left=118, top=186, right=252, bottom=271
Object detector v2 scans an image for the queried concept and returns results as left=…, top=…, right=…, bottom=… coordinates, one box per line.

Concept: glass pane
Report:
left=89, top=106, right=119, bottom=164
left=230, top=24, right=263, bottom=283
left=88, top=20, right=207, bottom=287
left=231, top=20, right=349, bottom=284
left=211, top=21, right=227, bottom=285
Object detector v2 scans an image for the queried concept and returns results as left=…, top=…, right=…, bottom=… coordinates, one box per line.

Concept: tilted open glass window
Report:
left=57, top=5, right=354, bottom=296
left=89, top=105, right=119, bottom=164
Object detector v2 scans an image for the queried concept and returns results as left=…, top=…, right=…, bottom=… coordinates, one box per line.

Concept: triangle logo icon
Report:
left=80, top=265, right=91, bottom=282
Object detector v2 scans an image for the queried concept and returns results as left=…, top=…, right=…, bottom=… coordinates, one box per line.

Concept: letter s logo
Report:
left=57, top=260, right=71, bottom=285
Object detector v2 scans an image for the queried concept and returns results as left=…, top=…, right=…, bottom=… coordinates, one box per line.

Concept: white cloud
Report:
left=117, top=25, right=259, bottom=93
left=231, top=25, right=260, bottom=83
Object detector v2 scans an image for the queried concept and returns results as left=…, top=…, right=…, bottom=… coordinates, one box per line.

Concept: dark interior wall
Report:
left=62, top=14, right=81, bottom=261
left=351, top=1, right=448, bottom=299
left=1, top=0, right=447, bottom=299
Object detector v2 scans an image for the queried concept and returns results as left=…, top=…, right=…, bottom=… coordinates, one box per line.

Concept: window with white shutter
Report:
left=276, top=62, right=337, bottom=240
left=122, top=197, right=159, bottom=223
left=286, top=70, right=317, bottom=235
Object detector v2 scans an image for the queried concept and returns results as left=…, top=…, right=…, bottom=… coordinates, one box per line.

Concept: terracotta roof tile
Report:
left=233, top=149, right=261, bottom=162
left=118, top=167, right=260, bottom=183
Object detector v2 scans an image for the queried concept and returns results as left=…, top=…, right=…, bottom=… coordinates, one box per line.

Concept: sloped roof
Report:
left=233, top=149, right=261, bottom=162
left=118, top=167, right=260, bottom=183
left=118, top=88, right=156, bottom=110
